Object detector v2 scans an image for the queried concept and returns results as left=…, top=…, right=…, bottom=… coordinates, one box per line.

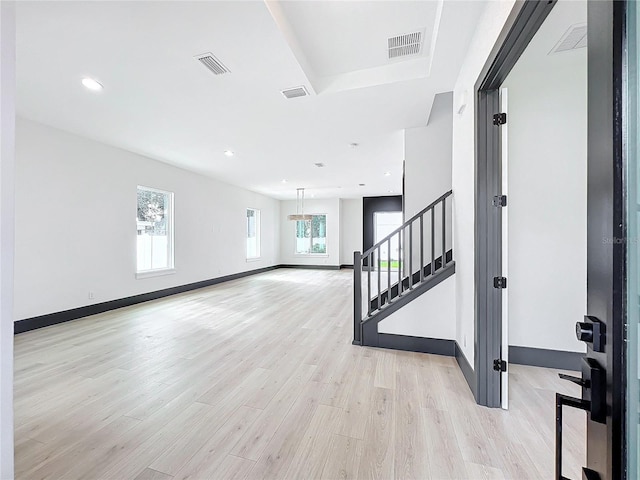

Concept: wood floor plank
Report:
left=423, top=408, right=468, bottom=479
left=373, top=349, right=397, bottom=390
left=358, top=387, right=395, bottom=480
left=249, top=381, right=326, bottom=479
left=25, top=414, right=143, bottom=480
left=229, top=363, right=317, bottom=461
left=393, top=367, right=429, bottom=480
left=336, top=354, right=376, bottom=440
left=282, top=404, right=343, bottom=480
left=463, top=461, right=506, bottom=479
left=170, top=405, right=262, bottom=480
left=133, top=467, right=174, bottom=480
left=321, top=434, right=363, bottom=480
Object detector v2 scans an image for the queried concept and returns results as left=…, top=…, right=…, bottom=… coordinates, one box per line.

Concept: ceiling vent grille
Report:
left=194, top=52, right=230, bottom=75
left=550, top=24, right=587, bottom=54
left=281, top=86, right=309, bottom=99
left=388, top=31, right=423, bottom=59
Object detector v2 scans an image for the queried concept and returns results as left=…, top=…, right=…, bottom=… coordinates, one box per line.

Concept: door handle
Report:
left=558, top=373, right=589, bottom=388
left=558, top=358, right=606, bottom=424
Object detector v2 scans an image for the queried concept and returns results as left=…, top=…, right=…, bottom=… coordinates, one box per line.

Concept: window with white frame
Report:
left=136, top=186, right=174, bottom=273
left=295, top=214, right=327, bottom=255
left=246, top=208, right=261, bottom=259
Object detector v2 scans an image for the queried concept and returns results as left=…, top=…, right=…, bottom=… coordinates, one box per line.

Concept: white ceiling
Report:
left=505, top=0, right=587, bottom=79
left=16, top=0, right=487, bottom=199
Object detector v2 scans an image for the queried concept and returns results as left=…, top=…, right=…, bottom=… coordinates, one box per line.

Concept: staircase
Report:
left=352, top=190, right=455, bottom=347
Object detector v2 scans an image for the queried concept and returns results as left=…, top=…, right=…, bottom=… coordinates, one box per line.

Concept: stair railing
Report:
left=353, top=190, right=453, bottom=345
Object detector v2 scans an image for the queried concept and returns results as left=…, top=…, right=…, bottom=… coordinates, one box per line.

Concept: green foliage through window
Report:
left=295, top=214, right=326, bottom=254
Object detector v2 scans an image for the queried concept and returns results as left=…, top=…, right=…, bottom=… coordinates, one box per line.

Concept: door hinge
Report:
left=493, top=112, right=507, bottom=125
left=493, top=276, right=507, bottom=289
left=493, top=359, right=507, bottom=372
left=493, top=195, right=507, bottom=207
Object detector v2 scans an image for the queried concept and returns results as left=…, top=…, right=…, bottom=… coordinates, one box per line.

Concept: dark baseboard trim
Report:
left=509, top=345, right=584, bottom=371
left=375, top=333, right=456, bottom=356
left=340, top=264, right=354, bottom=269
left=454, top=342, right=476, bottom=398
left=15, top=265, right=280, bottom=334
left=279, top=264, right=340, bottom=270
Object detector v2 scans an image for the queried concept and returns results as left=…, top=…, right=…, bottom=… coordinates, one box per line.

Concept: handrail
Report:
left=361, top=190, right=452, bottom=258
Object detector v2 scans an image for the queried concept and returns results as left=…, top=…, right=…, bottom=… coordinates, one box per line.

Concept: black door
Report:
left=574, top=1, right=628, bottom=479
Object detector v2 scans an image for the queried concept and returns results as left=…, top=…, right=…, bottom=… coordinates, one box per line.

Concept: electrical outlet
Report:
left=88, top=291, right=94, bottom=300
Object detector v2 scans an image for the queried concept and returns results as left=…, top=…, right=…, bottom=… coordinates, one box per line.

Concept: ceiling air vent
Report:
left=550, top=24, right=587, bottom=54
left=194, top=52, right=230, bottom=75
left=388, top=31, right=423, bottom=59
left=281, top=86, right=309, bottom=99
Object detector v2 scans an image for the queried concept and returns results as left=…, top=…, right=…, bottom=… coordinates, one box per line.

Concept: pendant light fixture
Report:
left=288, top=188, right=313, bottom=221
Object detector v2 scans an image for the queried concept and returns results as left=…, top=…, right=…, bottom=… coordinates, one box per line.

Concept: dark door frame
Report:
left=474, top=0, right=629, bottom=478
left=473, top=0, right=556, bottom=407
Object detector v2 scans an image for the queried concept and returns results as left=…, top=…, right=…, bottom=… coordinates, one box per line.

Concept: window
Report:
left=246, top=208, right=261, bottom=259
left=295, top=214, right=327, bottom=255
left=136, top=186, right=174, bottom=275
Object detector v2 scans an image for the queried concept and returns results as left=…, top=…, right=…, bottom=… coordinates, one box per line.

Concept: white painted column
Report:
left=0, top=2, right=15, bottom=478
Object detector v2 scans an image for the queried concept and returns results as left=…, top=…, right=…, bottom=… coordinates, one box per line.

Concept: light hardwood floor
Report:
left=14, top=269, right=585, bottom=479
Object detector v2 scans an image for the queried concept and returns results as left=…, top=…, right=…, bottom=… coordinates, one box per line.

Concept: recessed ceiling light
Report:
left=350, top=143, right=359, bottom=148
left=281, top=179, right=287, bottom=183
left=81, top=77, right=103, bottom=91
left=358, top=183, right=366, bottom=187
left=384, top=172, right=391, bottom=177
left=224, top=150, right=234, bottom=157
left=388, top=190, right=394, bottom=193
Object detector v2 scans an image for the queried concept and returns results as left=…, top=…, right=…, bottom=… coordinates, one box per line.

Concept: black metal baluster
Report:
left=377, top=246, right=381, bottom=311
left=387, top=238, right=391, bottom=304
left=431, top=207, right=435, bottom=273
left=367, top=252, right=371, bottom=317
left=353, top=251, right=362, bottom=345
left=398, top=230, right=402, bottom=297
left=420, top=215, right=424, bottom=283
left=442, top=198, right=446, bottom=268
left=409, top=223, right=413, bottom=289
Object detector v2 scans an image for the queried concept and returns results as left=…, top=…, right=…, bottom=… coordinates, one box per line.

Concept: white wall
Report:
left=404, top=92, right=453, bottom=218
left=0, top=2, right=15, bottom=477
left=404, top=92, right=454, bottom=271
left=502, top=0, right=587, bottom=353
left=452, top=0, right=517, bottom=368
left=14, top=118, right=280, bottom=320
left=378, top=275, right=455, bottom=340
left=279, top=197, right=341, bottom=267
left=340, top=198, right=363, bottom=265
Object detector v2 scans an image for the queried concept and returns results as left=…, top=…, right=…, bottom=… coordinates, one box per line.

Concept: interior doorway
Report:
left=475, top=0, right=633, bottom=478
left=499, top=0, right=588, bottom=410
